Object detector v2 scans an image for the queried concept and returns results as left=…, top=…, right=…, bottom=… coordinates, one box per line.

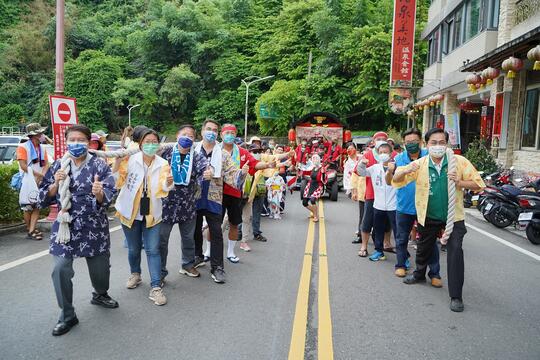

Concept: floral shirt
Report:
left=161, top=146, right=208, bottom=224
left=38, top=155, right=116, bottom=258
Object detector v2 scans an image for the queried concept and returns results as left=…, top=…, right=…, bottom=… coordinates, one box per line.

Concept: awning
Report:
left=460, top=26, right=540, bottom=72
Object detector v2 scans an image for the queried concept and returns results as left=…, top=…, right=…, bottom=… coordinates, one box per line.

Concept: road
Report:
left=1, top=194, right=539, bottom=359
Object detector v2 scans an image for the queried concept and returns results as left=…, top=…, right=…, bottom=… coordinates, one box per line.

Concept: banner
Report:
left=445, top=113, right=461, bottom=150
left=295, top=126, right=343, bottom=144
left=390, top=0, right=417, bottom=88
left=49, top=95, right=79, bottom=160
left=492, top=93, right=504, bottom=148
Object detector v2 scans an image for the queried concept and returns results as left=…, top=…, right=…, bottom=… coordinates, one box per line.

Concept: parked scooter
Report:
left=516, top=181, right=540, bottom=245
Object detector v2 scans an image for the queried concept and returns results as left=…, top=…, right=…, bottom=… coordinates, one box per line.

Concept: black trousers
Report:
left=415, top=218, right=467, bottom=299
left=194, top=210, right=224, bottom=270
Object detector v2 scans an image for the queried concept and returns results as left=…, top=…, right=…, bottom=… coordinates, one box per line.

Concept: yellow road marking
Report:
left=317, top=201, right=334, bottom=360
left=288, top=219, right=315, bottom=360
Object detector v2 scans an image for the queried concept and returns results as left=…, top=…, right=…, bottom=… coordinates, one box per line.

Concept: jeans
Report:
left=395, top=212, right=440, bottom=276
left=252, top=196, right=264, bottom=236
left=159, top=218, right=197, bottom=278
left=372, top=209, right=397, bottom=253
left=194, top=210, right=224, bottom=270
left=357, top=201, right=365, bottom=234
left=122, top=220, right=162, bottom=288
left=51, top=254, right=110, bottom=322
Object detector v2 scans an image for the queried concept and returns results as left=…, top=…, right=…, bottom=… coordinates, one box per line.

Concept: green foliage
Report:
left=465, top=138, right=498, bottom=174
left=0, top=104, right=25, bottom=127
left=0, top=164, right=22, bottom=223
left=0, top=0, right=430, bottom=136
left=64, top=50, right=125, bottom=131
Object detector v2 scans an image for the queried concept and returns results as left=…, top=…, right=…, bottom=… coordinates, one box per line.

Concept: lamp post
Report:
left=54, top=0, right=65, bottom=94
left=127, top=104, right=140, bottom=127
left=241, top=75, right=274, bottom=142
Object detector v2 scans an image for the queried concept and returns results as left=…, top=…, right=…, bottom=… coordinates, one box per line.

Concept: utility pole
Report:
left=127, top=104, right=141, bottom=127
left=303, top=50, right=313, bottom=112
left=54, top=0, right=65, bottom=94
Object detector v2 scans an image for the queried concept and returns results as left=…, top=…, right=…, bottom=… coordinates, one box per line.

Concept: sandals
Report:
left=358, top=249, right=368, bottom=257
left=227, top=256, right=240, bottom=264
left=312, top=217, right=319, bottom=223
left=28, top=229, right=43, bottom=241
left=384, top=247, right=396, bottom=253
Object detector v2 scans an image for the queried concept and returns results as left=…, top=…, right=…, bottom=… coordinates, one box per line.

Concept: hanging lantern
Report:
left=527, top=45, right=540, bottom=71
left=502, top=56, right=524, bottom=79
left=465, top=73, right=482, bottom=93
left=422, top=99, right=429, bottom=110
left=343, top=129, right=352, bottom=143
left=482, top=67, right=500, bottom=85
left=428, top=96, right=436, bottom=107
left=477, top=76, right=486, bottom=90
left=434, top=94, right=444, bottom=106
left=288, top=128, right=296, bottom=142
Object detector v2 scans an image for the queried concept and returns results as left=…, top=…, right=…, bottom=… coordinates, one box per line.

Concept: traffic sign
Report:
left=49, top=95, right=79, bottom=159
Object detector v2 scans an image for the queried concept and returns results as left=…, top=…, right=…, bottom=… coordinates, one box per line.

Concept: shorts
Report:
left=361, top=200, right=391, bottom=233
left=20, top=204, right=37, bottom=212
left=222, top=194, right=243, bottom=226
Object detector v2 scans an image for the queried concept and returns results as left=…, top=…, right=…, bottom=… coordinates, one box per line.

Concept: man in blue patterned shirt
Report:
left=159, top=125, right=208, bottom=286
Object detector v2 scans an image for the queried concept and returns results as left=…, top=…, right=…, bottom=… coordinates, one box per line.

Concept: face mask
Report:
left=252, top=153, right=261, bottom=160
left=429, top=145, right=447, bottom=158
left=40, top=134, right=46, bottom=143
left=405, top=143, right=420, bottom=154
left=142, top=143, right=159, bottom=156
left=203, top=131, right=217, bottom=143
left=222, top=133, right=235, bottom=144
left=269, top=144, right=275, bottom=150
left=178, top=136, right=193, bottom=149
left=347, top=149, right=356, bottom=157
left=67, top=142, right=88, bottom=158
left=301, top=142, right=307, bottom=146
left=378, top=153, right=390, bottom=163
left=375, top=140, right=386, bottom=148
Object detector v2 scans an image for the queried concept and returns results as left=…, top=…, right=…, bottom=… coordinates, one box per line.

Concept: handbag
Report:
left=10, top=172, right=23, bottom=191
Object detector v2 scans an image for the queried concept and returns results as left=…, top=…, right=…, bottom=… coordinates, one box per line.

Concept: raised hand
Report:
left=54, top=169, right=67, bottom=184
left=387, top=162, right=396, bottom=172
left=92, top=174, right=103, bottom=197
left=167, top=172, right=174, bottom=187
left=203, top=165, right=214, bottom=180
left=242, top=163, right=250, bottom=175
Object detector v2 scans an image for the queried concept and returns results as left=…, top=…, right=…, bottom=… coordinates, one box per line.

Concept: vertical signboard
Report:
left=49, top=95, right=79, bottom=159
left=491, top=93, right=504, bottom=148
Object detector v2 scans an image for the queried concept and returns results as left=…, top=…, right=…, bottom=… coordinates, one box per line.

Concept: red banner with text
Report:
left=390, top=0, right=417, bottom=88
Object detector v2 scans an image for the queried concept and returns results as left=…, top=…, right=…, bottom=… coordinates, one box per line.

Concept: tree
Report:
left=112, top=78, right=158, bottom=117
left=159, top=64, right=201, bottom=120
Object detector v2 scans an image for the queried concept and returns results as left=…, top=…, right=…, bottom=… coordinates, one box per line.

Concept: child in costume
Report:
left=265, top=172, right=286, bottom=219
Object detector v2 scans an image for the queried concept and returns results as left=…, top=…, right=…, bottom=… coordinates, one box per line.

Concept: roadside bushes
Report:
left=0, top=164, right=22, bottom=223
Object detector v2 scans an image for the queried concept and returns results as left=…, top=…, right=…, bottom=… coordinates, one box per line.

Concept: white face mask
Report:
left=252, top=153, right=261, bottom=160
left=378, top=153, right=390, bottom=163
left=375, top=140, right=385, bottom=148
left=429, top=145, right=447, bottom=158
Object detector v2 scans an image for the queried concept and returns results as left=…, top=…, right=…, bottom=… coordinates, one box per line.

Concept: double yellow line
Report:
left=288, top=201, right=334, bottom=360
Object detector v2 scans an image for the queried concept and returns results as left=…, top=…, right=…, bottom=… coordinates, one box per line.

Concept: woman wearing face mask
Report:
left=302, top=154, right=325, bottom=222
left=343, top=143, right=358, bottom=197
left=113, top=129, right=174, bottom=306
left=357, top=142, right=397, bottom=262
left=38, top=124, right=119, bottom=336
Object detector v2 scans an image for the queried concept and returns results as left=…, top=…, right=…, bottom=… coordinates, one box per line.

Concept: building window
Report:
left=488, top=0, right=500, bottom=28
left=427, top=28, right=440, bottom=66
left=442, top=19, right=453, bottom=54
left=521, top=87, right=540, bottom=149
left=465, top=0, right=481, bottom=41
left=454, top=7, right=463, bottom=48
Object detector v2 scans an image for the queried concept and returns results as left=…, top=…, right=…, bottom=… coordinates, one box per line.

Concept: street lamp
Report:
left=127, top=104, right=140, bottom=127
left=241, top=75, right=274, bottom=142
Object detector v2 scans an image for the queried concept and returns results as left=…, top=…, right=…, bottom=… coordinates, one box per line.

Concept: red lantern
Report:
left=527, top=45, right=540, bottom=71
left=343, top=129, right=352, bottom=143
left=502, top=56, right=524, bottom=79
left=482, top=67, right=500, bottom=85
left=288, top=128, right=296, bottom=142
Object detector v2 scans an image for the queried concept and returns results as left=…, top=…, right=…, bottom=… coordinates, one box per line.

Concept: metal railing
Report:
left=0, top=127, right=24, bottom=136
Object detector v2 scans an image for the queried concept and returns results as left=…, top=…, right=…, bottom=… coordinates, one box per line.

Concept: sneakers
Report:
left=239, top=242, right=251, bottom=252
left=368, top=251, right=386, bottom=262
left=193, top=256, right=206, bottom=269
left=149, top=287, right=167, bottom=306
left=254, top=234, right=267, bottom=242
left=394, top=268, right=407, bottom=277
left=179, top=267, right=200, bottom=278
left=450, top=298, right=464, bottom=312
left=403, top=274, right=426, bottom=285
left=211, top=267, right=226, bottom=284
left=90, top=292, right=119, bottom=308
left=126, top=273, right=142, bottom=289
left=431, top=278, right=443, bottom=288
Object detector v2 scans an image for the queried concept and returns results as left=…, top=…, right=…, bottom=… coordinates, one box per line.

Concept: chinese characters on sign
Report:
left=492, top=93, right=504, bottom=148
left=389, top=0, right=417, bottom=114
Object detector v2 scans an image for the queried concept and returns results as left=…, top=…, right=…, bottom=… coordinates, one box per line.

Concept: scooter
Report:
left=517, top=182, right=540, bottom=245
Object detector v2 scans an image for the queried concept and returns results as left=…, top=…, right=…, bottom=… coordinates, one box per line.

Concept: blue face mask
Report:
left=222, top=133, right=235, bottom=144
left=204, top=131, right=217, bottom=143
left=67, top=142, right=88, bottom=158
left=178, top=136, right=193, bottom=149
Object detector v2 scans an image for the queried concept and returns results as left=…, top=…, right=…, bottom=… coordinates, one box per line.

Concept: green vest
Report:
left=426, top=156, right=448, bottom=222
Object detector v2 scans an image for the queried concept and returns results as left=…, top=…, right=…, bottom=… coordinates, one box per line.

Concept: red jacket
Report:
left=324, top=143, right=342, bottom=163
left=295, top=145, right=311, bottom=165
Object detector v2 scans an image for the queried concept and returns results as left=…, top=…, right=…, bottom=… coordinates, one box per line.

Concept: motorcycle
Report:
left=516, top=182, right=540, bottom=245
left=476, top=168, right=515, bottom=215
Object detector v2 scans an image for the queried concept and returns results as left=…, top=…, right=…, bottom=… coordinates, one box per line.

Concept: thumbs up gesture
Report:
left=92, top=174, right=103, bottom=197
left=203, top=165, right=214, bottom=180
left=241, top=163, right=250, bottom=175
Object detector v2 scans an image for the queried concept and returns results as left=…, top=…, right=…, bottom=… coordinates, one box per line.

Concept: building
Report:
left=415, top=0, right=540, bottom=174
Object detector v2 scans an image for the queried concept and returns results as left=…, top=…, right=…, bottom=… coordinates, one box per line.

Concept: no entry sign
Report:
left=49, top=95, right=79, bottom=159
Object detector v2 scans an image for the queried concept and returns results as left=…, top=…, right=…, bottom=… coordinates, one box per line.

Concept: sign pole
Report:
left=54, top=0, right=65, bottom=95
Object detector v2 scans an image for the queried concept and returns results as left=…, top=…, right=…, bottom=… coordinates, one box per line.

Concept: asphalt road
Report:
left=1, top=194, right=539, bottom=359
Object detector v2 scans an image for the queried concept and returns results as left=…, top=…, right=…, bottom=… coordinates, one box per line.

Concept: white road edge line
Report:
left=0, top=225, right=122, bottom=273
left=466, top=223, right=540, bottom=262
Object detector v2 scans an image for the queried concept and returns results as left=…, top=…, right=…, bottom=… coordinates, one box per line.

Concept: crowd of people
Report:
left=342, top=128, right=485, bottom=314
left=14, top=120, right=485, bottom=337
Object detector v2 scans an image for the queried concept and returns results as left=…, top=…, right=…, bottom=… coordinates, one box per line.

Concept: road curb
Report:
left=465, top=208, right=527, bottom=240
left=0, top=223, right=27, bottom=237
